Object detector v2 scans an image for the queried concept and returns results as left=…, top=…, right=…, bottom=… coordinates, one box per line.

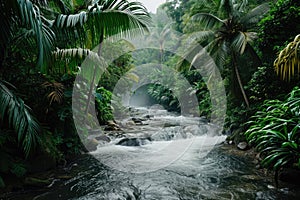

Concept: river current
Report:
left=3, top=107, right=300, bottom=200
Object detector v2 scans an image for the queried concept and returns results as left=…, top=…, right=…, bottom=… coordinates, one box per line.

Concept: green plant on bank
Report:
left=95, top=87, right=113, bottom=124
left=245, top=87, right=300, bottom=180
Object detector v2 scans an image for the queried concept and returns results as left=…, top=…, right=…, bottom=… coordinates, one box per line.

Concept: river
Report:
left=3, top=107, right=300, bottom=199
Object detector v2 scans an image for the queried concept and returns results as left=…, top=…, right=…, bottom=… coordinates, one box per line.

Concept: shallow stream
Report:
left=3, top=107, right=300, bottom=200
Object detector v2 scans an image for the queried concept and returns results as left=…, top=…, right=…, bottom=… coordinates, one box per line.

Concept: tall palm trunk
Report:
left=85, top=33, right=104, bottom=114
left=232, top=51, right=250, bottom=108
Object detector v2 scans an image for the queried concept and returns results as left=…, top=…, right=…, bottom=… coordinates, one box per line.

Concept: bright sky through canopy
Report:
left=135, top=0, right=166, bottom=13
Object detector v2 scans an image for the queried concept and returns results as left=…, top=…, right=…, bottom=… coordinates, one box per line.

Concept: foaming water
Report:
left=3, top=107, right=300, bottom=200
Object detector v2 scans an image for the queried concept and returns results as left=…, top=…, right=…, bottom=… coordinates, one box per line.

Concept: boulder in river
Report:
left=131, top=118, right=143, bottom=125
left=237, top=142, right=249, bottom=151
left=143, top=114, right=154, bottom=119
left=116, top=137, right=151, bottom=146
left=85, top=138, right=99, bottom=151
left=163, top=122, right=180, bottom=127
left=104, top=121, right=121, bottom=131
left=95, top=135, right=111, bottom=142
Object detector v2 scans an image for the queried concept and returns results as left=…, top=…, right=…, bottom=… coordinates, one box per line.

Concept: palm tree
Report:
left=0, top=0, right=151, bottom=154
left=180, top=0, right=269, bottom=108
left=274, top=34, right=300, bottom=82
left=52, top=0, right=151, bottom=113
left=0, top=0, right=151, bottom=72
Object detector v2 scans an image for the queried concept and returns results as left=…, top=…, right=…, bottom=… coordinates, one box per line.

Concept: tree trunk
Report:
left=232, top=52, right=250, bottom=108
left=85, top=33, right=104, bottom=114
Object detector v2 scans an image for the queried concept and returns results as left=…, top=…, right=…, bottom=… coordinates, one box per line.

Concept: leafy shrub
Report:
left=245, top=87, right=300, bottom=171
left=246, top=66, right=288, bottom=103
left=95, top=87, right=113, bottom=124
left=148, top=83, right=180, bottom=112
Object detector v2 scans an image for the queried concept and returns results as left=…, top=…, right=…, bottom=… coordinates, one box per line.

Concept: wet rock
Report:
left=253, top=159, right=259, bottom=165
left=107, top=131, right=125, bottom=139
left=104, top=121, right=121, bottom=131
left=150, top=104, right=164, bottom=110
left=116, top=137, right=151, bottom=146
left=231, top=128, right=246, bottom=144
left=124, top=120, right=135, bottom=127
left=132, top=118, right=143, bottom=125
left=237, top=142, right=249, bottom=150
left=199, top=116, right=209, bottom=123
left=222, top=129, right=231, bottom=135
left=256, top=152, right=263, bottom=161
left=163, top=122, right=180, bottom=127
left=143, top=114, right=154, bottom=119
left=88, top=129, right=102, bottom=135
left=150, top=127, right=187, bottom=141
left=107, top=120, right=116, bottom=125
left=95, top=135, right=111, bottom=142
left=85, top=138, right=99, bottom=151
left=255, top=164, right=262, bottom=169
left=241, top=175, right=262, bottom=181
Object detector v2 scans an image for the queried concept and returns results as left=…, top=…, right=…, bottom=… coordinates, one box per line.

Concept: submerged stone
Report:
left=116, top=137, right=151, bottom=146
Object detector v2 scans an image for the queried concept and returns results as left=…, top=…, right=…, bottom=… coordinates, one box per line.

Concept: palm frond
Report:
left=176, top=38, right=205, bottom=72
left=0, top=81, right=41, bottom=158
left=240, top=3, right=270, bottom=29
left=231, top=31, right=251, bottom=55
left=50, top=0, right=71, bottom=14
left=190, top=13, right=224, bottom=30
left=210, top=39, right=229, bottom=68
left=189, top=31, right=215, bottom=44
left=219, top=0, right=234, bottom=18
left=18, top=0, right=56, bottom=72
left=235, top=0, right=248, bottom=12
left=53, top=0, right=151, bottom=47
left=274, top=34, right=300, bottom=81
left=54, top=11, right=88, bottom=28
left=42, top=81, right=65, bottom=105
left=53, top=48, right=102, bottom=63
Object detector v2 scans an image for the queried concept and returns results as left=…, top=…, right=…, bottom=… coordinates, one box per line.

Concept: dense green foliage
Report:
left=0, top=0, right=151, bottom=189
left=1, top=0, right=300, bottom=191
left=95, top=87, right=113, bottom=124
left=259, top=0, right=300, bottom=64
left=246, top=87, right=300, bottom=171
